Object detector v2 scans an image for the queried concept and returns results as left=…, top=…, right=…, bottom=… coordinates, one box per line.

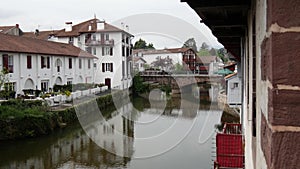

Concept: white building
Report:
left=133, top=48, right=198, bottom=72
left=133, top=57, right=146, bottom=72
left=49, top=18, right=134, bottom=90
left=0, top=33, right=96, bottom=96
left=225, top=72, right=242, bottom=108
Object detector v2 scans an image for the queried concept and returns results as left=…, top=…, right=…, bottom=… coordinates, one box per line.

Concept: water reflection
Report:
left=0, top=85, right=223, bottom=169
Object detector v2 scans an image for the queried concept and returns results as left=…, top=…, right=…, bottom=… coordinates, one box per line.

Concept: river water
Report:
left=0, top=90, right=224, bottom=169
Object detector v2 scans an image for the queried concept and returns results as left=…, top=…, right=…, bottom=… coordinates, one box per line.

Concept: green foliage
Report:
left=217, top=48, right=229, bottom=62
left=198, top=49, right=211, bottom=56
left=0, top=69, right=9, bottom=90
left=0, top=90, right=16, bottom=99
left=133, top=74, right=148, bottom=94
left=133, top=38, right=155, bottom=49
left=64, top=90, right=71, bottom=97
left=0, top=100, right=47, bottom=118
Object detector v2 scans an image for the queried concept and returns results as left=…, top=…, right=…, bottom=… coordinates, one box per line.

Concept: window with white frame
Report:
left=4, top=82, right=16, bottom=91
left=102, top=63, right=113, bottom=72
left=41, top=56, right=50, bottom=69
left=2, top=54, right=14, bottom=73
left=41, top=80, right=49, bottom=92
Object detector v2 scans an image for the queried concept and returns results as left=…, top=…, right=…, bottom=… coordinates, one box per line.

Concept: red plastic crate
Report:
left=215, top=123, right=244, bottom=168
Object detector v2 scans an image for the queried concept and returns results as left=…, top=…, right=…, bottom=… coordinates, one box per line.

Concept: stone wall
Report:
left=259, top=0, right=300, bottom=168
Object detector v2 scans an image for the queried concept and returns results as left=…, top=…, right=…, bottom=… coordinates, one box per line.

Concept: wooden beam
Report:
left=184, top=0, right=250, bottom=9
left=196, top=5, right=249, bottom=11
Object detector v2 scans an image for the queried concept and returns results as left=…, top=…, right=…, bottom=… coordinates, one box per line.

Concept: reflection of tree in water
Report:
left=0, top=105, right=135, bottom=169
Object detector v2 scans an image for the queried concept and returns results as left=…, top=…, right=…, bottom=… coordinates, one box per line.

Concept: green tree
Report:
left=0, top=69, right=9, bottom=90
left=133, top=74, right=147, bottom=94
left=217, top=48, right=228, bottom=62
left=133, top=38, right=155, bottom=49
left=182, top=38, right=198, bottom=52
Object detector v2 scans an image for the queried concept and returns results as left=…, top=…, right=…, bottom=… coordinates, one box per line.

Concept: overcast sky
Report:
left=1, top=0, right=222, bottom=49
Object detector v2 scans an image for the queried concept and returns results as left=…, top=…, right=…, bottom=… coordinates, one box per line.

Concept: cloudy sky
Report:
left=1, top=0, right=222, bottom=49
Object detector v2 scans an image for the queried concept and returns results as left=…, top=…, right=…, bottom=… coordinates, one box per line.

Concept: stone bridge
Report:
left=140, top=74, right=223, bottom=89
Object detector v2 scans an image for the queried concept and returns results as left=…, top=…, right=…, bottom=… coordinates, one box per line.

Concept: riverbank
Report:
left=0, top=91, right=122, bottom=140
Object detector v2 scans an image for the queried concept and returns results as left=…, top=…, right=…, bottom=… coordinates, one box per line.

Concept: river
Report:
left=0, top=88, right=224, bottom=169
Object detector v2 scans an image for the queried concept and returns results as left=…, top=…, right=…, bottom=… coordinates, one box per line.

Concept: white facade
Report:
left=50, top=19, right=133, bottom=90
left=225, top=73, right=242, bottom=107
left=0, top=52, right=95, bottom=95
left=133, top=57, right=146, bottom=72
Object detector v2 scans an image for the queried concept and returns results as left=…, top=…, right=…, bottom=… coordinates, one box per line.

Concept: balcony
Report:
left=85, top=39, right=114, bottom=46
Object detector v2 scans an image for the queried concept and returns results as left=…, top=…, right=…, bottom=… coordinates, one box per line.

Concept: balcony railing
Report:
left=85, top=39, right=114, bottom=46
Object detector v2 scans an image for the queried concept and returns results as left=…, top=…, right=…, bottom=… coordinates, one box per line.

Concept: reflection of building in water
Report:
left=0, top=104, right=134, bottom=169
left=85, top=103, right=135, bottom=158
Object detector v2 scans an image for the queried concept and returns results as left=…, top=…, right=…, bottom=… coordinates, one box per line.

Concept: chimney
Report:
left=97, top=21, right=105, bottom=30
left=65, top=22, right=72, bottom=32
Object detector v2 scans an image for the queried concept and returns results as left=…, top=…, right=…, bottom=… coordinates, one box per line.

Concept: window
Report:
left=122, top=34, right=125, bottom=43
left=126, top=37, right=129, bottom=44
left=88, top=59, right=91, bottom=69
left=122, top=46, right=125, bottom=56
left=41, top=81, right=49, bottom=92
left=110, top=47, right=113, bottom=56
left=92, top=34, right=96, bottom=41
left=234, top=82, right=239, bottom=88
left=4, top=82, right=16, bottom=91
left=93, top=48, right=96, bottom=55
left=69, top=58, right=72, bottom=69
left=85, top=47, right=92, bottom=54
left=69, top=37, right=74, bottom=44
left=41, top=56, right=50, bottom=69
left=122, top=61, right=125, bottom=77
left=126, top=47, right=129, bottom=56
left=102, top=63, right=113, bottom=72
left=105, top=34, right=109, bottom=41
left=27, top=55, right=32, bottom=69
left=2, top=54, right=14, bottom=73
left=79, top=59, right=82, bottom=69
left=55, top=59, right=62, bottom=72
left=67, top=79, right=73, bottom=85
left=102, top=47, right=113, bottom=56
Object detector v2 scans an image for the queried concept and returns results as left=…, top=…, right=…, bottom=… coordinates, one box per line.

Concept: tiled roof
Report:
left=167, top=47, right=193, bottom=53
left=22, top=30, right=58, bottom=40
left=197, top=56, right=217, bottom=64
left=133, top=57, right=146, bottom=63
left=225, top=72, right=238, bottom=80
left=133, top=47, right=194, bottom=55
left=54, top=18, right=131, bottom=37
left=0, top=33, right=97, bottom=59
left=0, top=26, right=15, bottom=33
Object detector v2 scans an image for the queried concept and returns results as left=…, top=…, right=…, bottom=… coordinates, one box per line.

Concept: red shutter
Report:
left=69, top=58, right=72, bottom=69
left=111, top=63, right=113, bottom=72
left=41, top=56, right=44, bottom=68
left=102, top=63, right=105, bottom=72
left=27, top=55, right=32, bottom=69
left=47, top=57, right=50, bottom=68
left=3, top=54, right=8, bottom=70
